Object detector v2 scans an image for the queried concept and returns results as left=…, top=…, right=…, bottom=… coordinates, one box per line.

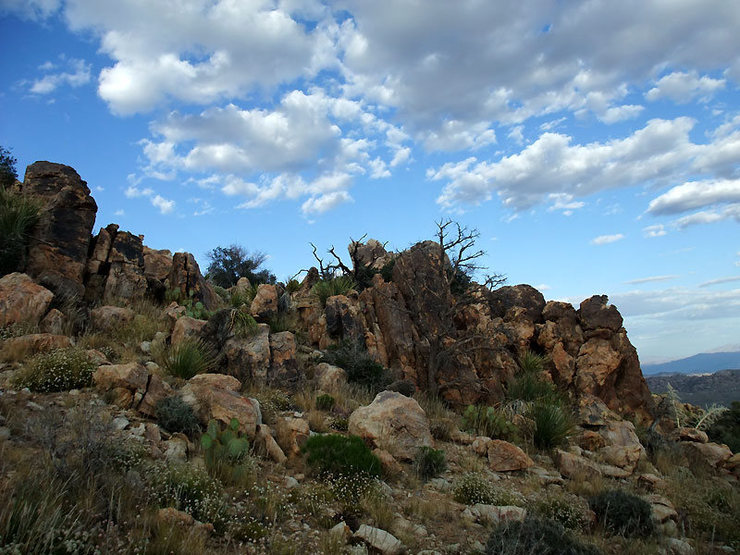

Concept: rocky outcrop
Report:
left=168, top=252, right=219, bottom=311
left=20, top=162, right=97, bottom=298
left=0, top=273, right=53, bottom=327
left=92, top=362, right=172, bottom=417
left=250, top=284, right=278, bottom=319
left=348, top=391, right=433, bottom=461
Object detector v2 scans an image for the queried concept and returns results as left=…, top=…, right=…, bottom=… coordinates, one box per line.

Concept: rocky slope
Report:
left=0, top=161, right=738, bottom=554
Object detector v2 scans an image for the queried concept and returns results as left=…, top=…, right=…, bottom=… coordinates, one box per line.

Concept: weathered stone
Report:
left=552, top=449, right=603, bottom=481
left=274, top=416, right=310, bottom=457
left=472, top=436, right=492, bottom=457
left=21, top=162, right=97, bottom=297
left=253, top=424, right=287, bottom=463
left=373, top=448, right=403, bottom=476
left=487, top=439, right=534, bottom=472
left=488, top=284, right=545, bottom=322
left=354, top=524, right=403, bottom=555
left=349, top=238, right=390, bottom=270
left=168, top=252, right=219, bottom=311
left=269, top=331, right=299, bottom=387
left=578, top=295, right=623, bottom=333
left=39, top=308, right=66, bottom=335
left=155, top=507, right=214, bottom=539
left=180, top=373, right=260, bottom=439
left=250, top=284, right=278, bottom=319
left=637, top=473, right=666, bottom=491
left=325, top=294, right=364, bottom=341
left=314, top=362, right=348, bottom=391
left=598, top=420, right=644, bottom=471
left=682, top=441, right=732, bottom=468
left=578, top=430, right=607, bottom=451
left=2, top=334, right=72, bottom=359
left=645, top=494, right=678, bottom=523
left=143, top=246, right=172, bottom=281
left=137, top=373, right=173, bottom=417
left=90, top=306, right=135, bottom=333
left=171, top=316, right=207, bottom=346
left=93, top=362, right=149, bottom=409
left=348, top=391, right=433, bottom=461
left=464, top=504, right=527, bottom=526
left=0, top=273, right=53, bottom=327
left=223, top=324, right=270, bottom=383
left=164, top=436, right=189, bottom=463
left=677, top=427, right=709, bottom=443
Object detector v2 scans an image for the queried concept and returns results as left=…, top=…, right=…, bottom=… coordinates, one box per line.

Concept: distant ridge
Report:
left=642, top=351, right=740, bottom=376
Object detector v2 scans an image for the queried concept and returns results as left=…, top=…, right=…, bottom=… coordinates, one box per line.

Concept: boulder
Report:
left=180, top=373, right=260, bottom=439
left=578, top=295, right=623, bottom=333
left=90, top=306, right=135, bottom=333
left=168, top=252, right=219, bottom=311
left=0, top=273, right=53, bottom=327
left=143, top=246, right=172, bottom=281
left=597, top=420, right=644, bottom=471
left=21, top=162, right=97, bottom=297
left=171, top=316, right=207, bottom=346
left=348, top=390, right=433, bottom=461
left=39, top=308, right=66, bottom=335
left=314, top=362, right=347, bottom=391
left=349, top=238, right=390, bottom=270
left=488, top=284, right=545, bottom=322
left=682, top=441, right=732, bottom=468
left=353, top=524, right=402, bottom=555
left=552, top=449, right=603, bottom=482
left=1, top=333, right=72, bottom=359
left=325, top=294, right=365, bottom=341
left=253, top=424, right=287, bottom=463
left=93, top=362, right=171, bottom=415
left=155, top=507, right=213, bottom=539
left=677, top=427, right=709, bottom=443
left=250, top=284, right=278, bottom=319
left=223, top=324, right=271, bottom=383
left=274, top=416, right=310, bottom=457
left=486, top=439, right=534, bottom=472
left=269, top=331, right=299, bottom=387
left=463, top=504, right=527, bottom=526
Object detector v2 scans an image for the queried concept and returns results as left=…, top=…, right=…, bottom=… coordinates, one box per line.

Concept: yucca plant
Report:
left=0, top=186, right=40, bottom=275
left=311, top=276, right=357, bottom=308
left=162, top=338, right=217, bottom=379
left=229, top=307, right=258, bottom=338
left=518, top=350, right=547, bottom=373
left=529, top=402, right=573, bottom=449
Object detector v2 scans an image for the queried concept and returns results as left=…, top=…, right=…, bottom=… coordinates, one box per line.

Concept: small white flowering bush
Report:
left=14, top=347, right=96, bottom=392
left=529, top=490, right=593, bottom=530
left=452, top=472, right=524, bottom=506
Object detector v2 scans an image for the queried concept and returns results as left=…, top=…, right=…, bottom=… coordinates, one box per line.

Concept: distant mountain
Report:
left=645, top=369, right=740, bottom=408
left=641, top=351, right=740, bottom=376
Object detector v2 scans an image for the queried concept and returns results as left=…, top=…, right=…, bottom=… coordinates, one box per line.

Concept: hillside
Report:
left=646, top=369, right=740, bottom=408
left=1, top=162, right=739, bottom=554
left=642, top=352, right=740, bottom=376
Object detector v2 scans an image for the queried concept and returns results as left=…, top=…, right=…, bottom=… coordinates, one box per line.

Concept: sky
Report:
left=1, top=0, right=739, bottom=363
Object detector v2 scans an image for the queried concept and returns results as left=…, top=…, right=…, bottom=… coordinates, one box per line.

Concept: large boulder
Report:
left=180, top=373, right=260, bottom=439
left=171, top=316, right=207, bottom=346
left=486, top=439, right=534, bottom=472
left=269, top=331, right=299, bottom=387
left=325, top=294, right=365, bottom=341
left=578, top=295, right=623, bottom=335
left=348, top=391, right=433, bottom=461
left=223, top=324, right=271, bottom=383
left=488, top=284, right=546, bottom=322
left=1, top=333, right=72, bottom=359
left=168, top=252, right=219, bottom=311
left=250, top=284, right=278, bottom=319
left=0, top=273, right=53, bottom=327
left=93, top=362, right=171, bottom=416
left=20, top=162, right=97, bottom=297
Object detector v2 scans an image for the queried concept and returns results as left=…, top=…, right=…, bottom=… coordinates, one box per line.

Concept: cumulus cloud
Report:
left=647, top=179, right=740, bottom=215
left=30, top=58, right=91, bottom=94
left=610, top=287, right=740, bottom=320
left=598, top=104, right=644, bottom=124
left=124, top=184, right=175, bottom=214
left=590, top=233, right=624, bottom=245
left=643, top=224, right=667, bottom=238
left=151, top=195, right=175, bottom=214
left=646, top=71, right=725, bottom=103
left=301, top=190, right=353, bottom=214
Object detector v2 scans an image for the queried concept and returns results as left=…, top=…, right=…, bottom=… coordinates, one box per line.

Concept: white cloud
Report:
left=598, top=104, right=644, bottom=124
left=700, top=276, right=740, bottom=287
left=646, top=71, right=725, bottom=104
left=30, top=58, right=91, bottom=94
left=124, top=185, right=153, bottom=198
left=590, top=233, right=624, bottom=245
left=151, top=194, right=175, bottom=214
left=113, top=209, right=125, bottom=216
left=642, top=224, right=667, bottom=238
left=647, top=179, right=740, bottom=215
left=0, top=0, right=60, bottom=20
left=610, top=287, right=740, bottom=321
left=547, top=193, right=584, bottom=216
left=624, top=275, right=679, bottom=285
left=301, top=190, right=353, bottom=214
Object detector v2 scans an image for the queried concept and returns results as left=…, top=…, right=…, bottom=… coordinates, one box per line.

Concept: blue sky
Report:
left=1, top=0, right=739, bottom=363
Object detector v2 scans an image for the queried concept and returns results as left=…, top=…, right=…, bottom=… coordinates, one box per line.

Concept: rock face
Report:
left=486, top=439, right=534, bottom=472
left=168, top=252, right=219, bottom=311
left=20, top=162, right=97, bottom=298
left=92, top=362, right=172, bottom=417
left=0, top=273, right=53, bottom=327
left=90, top=306, right=135, bottom=333
left=348, top=391, right=433, bottom=461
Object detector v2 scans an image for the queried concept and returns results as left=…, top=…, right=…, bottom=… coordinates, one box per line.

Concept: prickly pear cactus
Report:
left=201, top=418, right=250, bottom=470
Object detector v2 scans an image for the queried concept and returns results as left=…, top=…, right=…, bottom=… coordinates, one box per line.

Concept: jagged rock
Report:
left=597, top=420, right=644, bottom=472
left=269, top=331, right=299, bottom=387
left=665, top=538, right=693, bottom=555
left=93, top=362, right=172, bottom=415
left=250, top=284, right=278, bottom=318
left=488, top=284, right=545, bottom=322
left=577, top=395, right=615, bottom=427
left=472, top=436, right=492, bottom=456
left=168, top=252, right=219, bottom=311
left=21, top=162, right=97, bottom=297
left=164, top=435, right=189, bottom=462
left=0, top=273, right=54, bottom=327
left=85, top=225, right=148, bottom=304
left=349, top=238, right=390, bottom=270
left=552, top=449, right=603, bottom=482
left=253, top=424, right=287, bottom=463
left=180, top=373, right=260, bottom=439
left=171, top=316, right=207, bottom=346
left=486, top=439, right=534, bottom=472
left=274, top=416, right=310, bottom=457
left=353, top=524, right=403, bottom=555
left=223, top=324, right=270, bottom=383
left=645, top=494, right=678, bottom=523
left=2, top=334, right=73, bottom=358
left=578, top=295, right=623, bottom=334
left=90, top=306, right=135, bottom=333
left=143, top=246, right=172, bottom=281
left=677, top=427, right=709, bottom=443
left=463, top=504, right=527, bottom=525
left=39, top=308, right=66, bottom=335
left=325, top=294, right=364, bottom=340
left=314, top=362, right=348, bottom=391
left=348, top=390, right=433, bottom=461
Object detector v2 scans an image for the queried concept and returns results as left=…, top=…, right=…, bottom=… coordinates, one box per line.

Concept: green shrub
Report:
left=462, top=405, right=518, bottom=440
left=285, top=279, right=301, bottom=293
left=706, top=401, right=740, bottom=452
left=266, top=312, right=293, bottom=333
left=452, top=472, right=522, bottom=506
left=321, top=340, right=390, bottom=391
left=155, top=396, right=201, bottom=437
left=162, top=338, right=217, bottom=379
left=0, top=186, right=40, bottom=276
left=201, top=418, right=253, bottom=485
left=230, top=283, right=259, bottom=308
left=530, top=491, right=592, bottom=530
left=229, top=307, right=258, bottom=338
left=311, top=276, right=357, bottom=308
left=518, top=349, right=547, bottom=373
left=165, top=289, right=214, bottom=319
left=331, top=416, right=349, bottom=432
left=316, top=393, right=336, bottom=411
left=413, top=446, right=447, bottom=481
left=589, top=490, right=654, bottom=538
left=205, top=244, right=276, bottom=288
left=485, top=516, right=602, bottom=555
left=302, top=434, right=381, bottom=478
left=529, top=402, right=573, bottom=449
left=14, top=348, right=96, bottom=392
left=507, top=371, right=558, bottom=402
